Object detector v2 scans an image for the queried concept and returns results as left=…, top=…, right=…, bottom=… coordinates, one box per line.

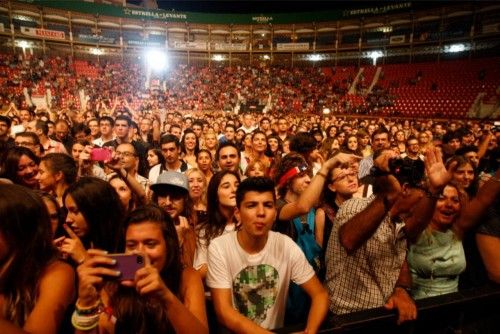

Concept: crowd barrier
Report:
left=274, top=283, right=500, bottom=333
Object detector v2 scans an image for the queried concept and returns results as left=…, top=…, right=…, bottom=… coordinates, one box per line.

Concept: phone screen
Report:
left=90, top=148, right=112, bottom=161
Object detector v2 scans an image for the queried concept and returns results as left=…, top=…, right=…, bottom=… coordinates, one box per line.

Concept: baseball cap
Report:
left=151, top=171, right=189, bottom=193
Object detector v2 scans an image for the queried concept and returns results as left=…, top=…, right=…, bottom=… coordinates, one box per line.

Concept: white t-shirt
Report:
left=193, top=223, right=236, bottom=270
left=206, top=231, right=314, bottom=330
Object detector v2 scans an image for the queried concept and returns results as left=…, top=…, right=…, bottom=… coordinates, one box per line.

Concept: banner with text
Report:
left=78, top=34, right=116, bottom=44
left=171, top=41, right=208, bottom=50
left=212, top=43, right=248, bottom=51
left=276, top=43, right=310, bottom=51
left=21, top=26, right=66, bottom=40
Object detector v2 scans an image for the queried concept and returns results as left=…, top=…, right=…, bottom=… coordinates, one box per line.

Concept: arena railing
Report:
left=274, top=283, right=500, bottom=334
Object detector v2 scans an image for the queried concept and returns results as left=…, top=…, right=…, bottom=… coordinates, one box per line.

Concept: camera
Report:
left=388, top=158, right=425, bottom=187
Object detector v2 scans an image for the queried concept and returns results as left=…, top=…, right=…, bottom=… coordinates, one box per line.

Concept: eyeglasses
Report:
left=115, top=151, right=136, bottom=158
left=331, top=168, right=357, bottom=183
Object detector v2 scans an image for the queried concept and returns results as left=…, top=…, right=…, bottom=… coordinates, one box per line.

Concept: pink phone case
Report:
left=108, top=254, right=144, bottom=280
left=90, top=148, right=112, bottom=161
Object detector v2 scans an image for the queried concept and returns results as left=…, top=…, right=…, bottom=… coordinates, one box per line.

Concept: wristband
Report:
left=75, top=299, right=102, bottom=316
left=71, top=311, right=100, bottom=331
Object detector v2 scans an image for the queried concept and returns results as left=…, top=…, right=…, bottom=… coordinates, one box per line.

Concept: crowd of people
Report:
left=0, top=53, right=499, bottom=333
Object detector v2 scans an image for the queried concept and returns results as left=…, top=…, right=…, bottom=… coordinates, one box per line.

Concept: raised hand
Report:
left=424, top=146, right=456, bottom=193
left=133, top=254, right=172, bottom=302
left=77, top=249, right=121, bottom=307
left=59, top=224, right=87, bottom=264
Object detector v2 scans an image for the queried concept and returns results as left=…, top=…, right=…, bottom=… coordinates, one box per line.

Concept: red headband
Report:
left=278, top=164, right=308, bottom=188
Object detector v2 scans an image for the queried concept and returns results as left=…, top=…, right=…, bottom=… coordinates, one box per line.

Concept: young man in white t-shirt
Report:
left=207, top=177, right=328, bottom=333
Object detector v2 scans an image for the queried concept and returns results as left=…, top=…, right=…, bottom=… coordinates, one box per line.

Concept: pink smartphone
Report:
left=90, top=148, right=112, bottom=161
left=108, top=254, right=145, bottom=280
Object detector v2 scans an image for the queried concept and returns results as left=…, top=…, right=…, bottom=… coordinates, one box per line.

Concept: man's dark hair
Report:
left=442, top=130, right=461, bottom=144
left=289, top=132, right=317, bottom=156
left=216, top=141, right=240, bottom=161
left=98, top=116, right=114, bottom=127
left=0, top=115, right=12, bottom=128
left=371, top=127, right=390, bottom=140
left=115, top=115, right=132, bottom=127
left=192, top=120, right=203, bottom=128
left=455, top=145, right=478, bottom=156
left=15, top=131, right=41, bottom=146
left=160, top=134, right=180, bottom=148
left=236, top=176, right=276, bottom=208
left=405, top=135, right=418, bottom=145
left=224, top=124, right=236, bottom=132
left=35, top=120, right=48, bottom=136
left=72, top=123, right=91, bottom=137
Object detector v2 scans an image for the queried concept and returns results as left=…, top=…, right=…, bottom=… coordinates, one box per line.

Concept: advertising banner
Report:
left=389, top=35, right=405, bottom=44
left=212, top=43, right=248, bottom=51
left=78, top=34, right=116, bottom=44
left=276, top=43, right=309, bottom=51
left=171, top=41, right=207, bottom=50
left=21, top=26, right=65, bottom=40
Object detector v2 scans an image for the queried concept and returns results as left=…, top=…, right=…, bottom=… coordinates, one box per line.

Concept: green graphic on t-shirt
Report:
left=233, top=264, right=279, bottom=324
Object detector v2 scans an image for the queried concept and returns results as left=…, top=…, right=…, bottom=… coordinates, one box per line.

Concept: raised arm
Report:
left=403, top=147, right=456, bottom=240
left=279, top=153, right=361, bottom=221
left=454, top=169, right=500, bottom=236
left=339, top=151, right=401, bottom=254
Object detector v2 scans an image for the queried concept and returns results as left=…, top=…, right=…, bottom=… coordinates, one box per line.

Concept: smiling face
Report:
left=125, top=222, right=167, bottom=271
left=452, top=163, right=475, bottom=189
left=187, top=170, right=206, bottom=200
left=431, top=185, right=461, bottom=228
left=17, top=154, right=39, bottom=188
left=37, top=160, right=57, bottom=191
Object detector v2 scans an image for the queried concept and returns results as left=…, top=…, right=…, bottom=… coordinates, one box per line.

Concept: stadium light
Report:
left=445, top=43, right=465, bottom=53
left=145, top=49, right=168, bottom=71
left=368, top=50, right=384, bottom=65
left=308, top=54, right=322, bottom=62
left=90, top=48, right=103, bottom=56
left=212, top=54, right=225, bottom=62
left=17, top=40, right=29, bottom=49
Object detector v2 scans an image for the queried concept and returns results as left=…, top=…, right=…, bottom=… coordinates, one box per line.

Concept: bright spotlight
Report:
left=263, top=54, right=270, bottom=60
left=212, top=54, right=224, bottom=62
left=90, top=48, right=103, bottom=56
left=308, top=54, right=322, bottom=62
left=322, top=107, right=331, bottom=115
left=368, top=50, right=384, bottom=65
left=17, top=40, right=29, bottom=48
left=145, top=49, right=167, bottom=71
left=446, top=43, right=465, bottom=53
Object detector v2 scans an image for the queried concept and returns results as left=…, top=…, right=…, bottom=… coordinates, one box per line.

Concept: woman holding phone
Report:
left=74, top=205, right=208, bottom=333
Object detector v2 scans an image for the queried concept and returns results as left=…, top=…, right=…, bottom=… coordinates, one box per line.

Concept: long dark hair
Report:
left=0, top=146, right=40, bottom=187
left=199, top=170, right=240, bottom=245
left=109, top=205, right=182, bottom=334
left=0, top=184, right=56, bottom=326
left=181, top=128, right=200, bottom=156
left=63, top=177, right=124, bottom=252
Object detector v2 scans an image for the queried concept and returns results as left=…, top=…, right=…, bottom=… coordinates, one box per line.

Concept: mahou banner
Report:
left=21, top=26, right=66, bottom=40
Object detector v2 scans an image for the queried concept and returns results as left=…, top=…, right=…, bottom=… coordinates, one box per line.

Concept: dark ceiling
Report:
left=128, top=1, right=454, bottom=14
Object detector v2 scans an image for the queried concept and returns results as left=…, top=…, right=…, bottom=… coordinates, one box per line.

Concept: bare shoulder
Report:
left=40, top=260, right=75, bottom=283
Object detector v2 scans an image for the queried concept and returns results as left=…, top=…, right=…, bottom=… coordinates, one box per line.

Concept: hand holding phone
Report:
left=108, top=253, right=145, bottom=281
